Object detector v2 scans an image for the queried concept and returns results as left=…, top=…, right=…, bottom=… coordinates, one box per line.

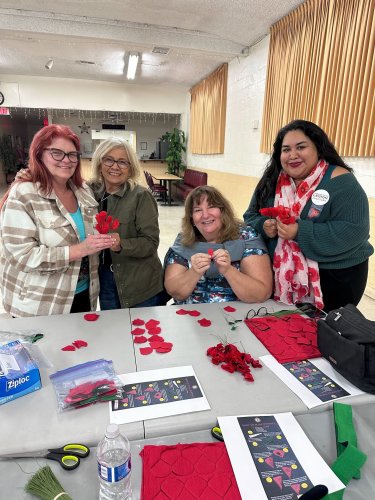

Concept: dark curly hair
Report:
left=253, top=120, right=350, bottom=211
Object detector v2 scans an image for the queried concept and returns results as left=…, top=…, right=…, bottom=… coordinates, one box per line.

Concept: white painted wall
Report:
left=187, top=36, right=375, bottom=197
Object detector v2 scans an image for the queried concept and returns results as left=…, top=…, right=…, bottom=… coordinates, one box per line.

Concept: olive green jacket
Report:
left=101, top=183, right=164, bottom=307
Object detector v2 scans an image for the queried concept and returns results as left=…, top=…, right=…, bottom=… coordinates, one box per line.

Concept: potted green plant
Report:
left=160, top=128, right=186, bottom=176
left=0, top=135, right=17, bottom=184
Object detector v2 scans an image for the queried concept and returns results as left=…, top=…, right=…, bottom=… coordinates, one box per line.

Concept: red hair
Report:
left=0, top=125, right=83, bottom=210
left=29, top=124, right=83, bottom=193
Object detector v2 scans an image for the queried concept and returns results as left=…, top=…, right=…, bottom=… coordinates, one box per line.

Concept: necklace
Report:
left=100, top=189, right=120, bottom=205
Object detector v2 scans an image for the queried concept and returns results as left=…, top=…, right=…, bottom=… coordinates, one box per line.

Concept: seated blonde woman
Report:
left=164, top=186, right=273, bottom=304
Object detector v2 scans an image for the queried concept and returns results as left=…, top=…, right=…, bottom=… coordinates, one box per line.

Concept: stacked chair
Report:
left=144, top=171, right=168, bottom=204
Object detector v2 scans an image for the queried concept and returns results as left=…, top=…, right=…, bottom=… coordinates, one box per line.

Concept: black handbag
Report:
left=317, top=303, right=375, bottom=394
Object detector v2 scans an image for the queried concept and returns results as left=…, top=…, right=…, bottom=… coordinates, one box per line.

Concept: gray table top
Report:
left=1, top=403, right=373, bottom=499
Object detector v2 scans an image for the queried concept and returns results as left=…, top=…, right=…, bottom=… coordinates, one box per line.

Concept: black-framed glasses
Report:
left=245, top=306, right=269, bottom=320
left=44, top=148, right=81, bottom=163
left=102, top=157, right=131, bottom=169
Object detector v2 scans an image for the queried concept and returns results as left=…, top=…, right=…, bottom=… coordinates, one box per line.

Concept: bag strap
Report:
left=325, top=402, right=367, bottom=499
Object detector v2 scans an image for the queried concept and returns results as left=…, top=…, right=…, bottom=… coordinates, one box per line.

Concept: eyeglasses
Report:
left=102, top=157, right=131, bottom=169
left=44, top=148, right=81, bottom=163
left=245, top=306, right=269, bottom=320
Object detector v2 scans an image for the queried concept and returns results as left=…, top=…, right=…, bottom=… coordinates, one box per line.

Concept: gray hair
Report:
left=90, top=137, right=141, bottom=194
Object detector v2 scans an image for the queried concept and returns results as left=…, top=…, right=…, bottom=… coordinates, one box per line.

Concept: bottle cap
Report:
left=105, top=423, right=119, bottom=438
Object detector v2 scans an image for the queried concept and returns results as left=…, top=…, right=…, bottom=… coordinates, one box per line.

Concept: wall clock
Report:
left=0, top=92, right=4, bottom=105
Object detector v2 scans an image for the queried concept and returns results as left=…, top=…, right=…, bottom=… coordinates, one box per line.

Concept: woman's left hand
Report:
left=277, top=220, right=298, bottom=240
left=213, top=249, right=232, bottom=275
left=110, top=232, right=121, bottom=252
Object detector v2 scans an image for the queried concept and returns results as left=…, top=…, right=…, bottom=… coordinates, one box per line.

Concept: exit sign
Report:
left=0, top=107, right=10, bottom=115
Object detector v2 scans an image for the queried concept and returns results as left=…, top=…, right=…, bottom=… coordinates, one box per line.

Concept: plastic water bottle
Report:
left=97, top=423, right=132, bottom=499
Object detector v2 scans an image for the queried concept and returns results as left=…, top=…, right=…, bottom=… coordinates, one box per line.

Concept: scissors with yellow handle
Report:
left=2, top=443, right=90, bottom=471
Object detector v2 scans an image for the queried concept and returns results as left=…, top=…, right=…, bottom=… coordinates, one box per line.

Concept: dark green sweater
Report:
left=243, top=170, right=373, bottom=269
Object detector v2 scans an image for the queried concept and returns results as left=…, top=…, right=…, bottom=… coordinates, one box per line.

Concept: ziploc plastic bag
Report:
left=50, top=359, right=123, bottom=412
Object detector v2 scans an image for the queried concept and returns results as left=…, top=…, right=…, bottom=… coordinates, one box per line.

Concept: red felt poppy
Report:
left=131, top=328, right=146, bottom=335
left=62, top=345, right=76, bottom=351
left=95, top=211, right=120, bottom=234
left=84, top=313, right=100, bottom=321
left=223, top=306, right=236, bottom=312
left=208, top=248, right=214, bottom=258
left=134, top=336, right=148, bottom=344
left=145, top=319, right=160, bottom=329
left=132, top=318, right=145, bottom=326
left=206, top=342, right=261, bottom=382
left=198, top=318, right=211, bottom=327
left=140, top=347, right=154, bottom=355
left=148, top=335, right=164, bottom=343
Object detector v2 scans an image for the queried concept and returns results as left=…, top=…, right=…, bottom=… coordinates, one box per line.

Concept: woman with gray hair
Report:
left=90, top=137, right=166, bottom=309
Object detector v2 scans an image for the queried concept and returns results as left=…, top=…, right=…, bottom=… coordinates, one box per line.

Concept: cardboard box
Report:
left=0, top=340, right=41, bottom=405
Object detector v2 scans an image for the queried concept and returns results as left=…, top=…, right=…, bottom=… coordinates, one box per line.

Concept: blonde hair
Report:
left=90, top=137, right=141, bottom=195
left=181, top=186, right=242, bottom=246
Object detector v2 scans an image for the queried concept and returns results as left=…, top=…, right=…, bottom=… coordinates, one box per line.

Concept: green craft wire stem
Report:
left=25, top=465, right=73, bottom=500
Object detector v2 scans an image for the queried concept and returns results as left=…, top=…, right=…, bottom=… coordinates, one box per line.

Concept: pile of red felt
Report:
left=244, top=313, right=320, bottom=363
left=131, top=318, right=173, bottom=354
left=207, top=343, right=262, bottom=382
left=140, top=442, right=241, bottom=499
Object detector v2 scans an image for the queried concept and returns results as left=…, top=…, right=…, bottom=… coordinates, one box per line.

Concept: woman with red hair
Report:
left=0, top=124, right=115, bottom=317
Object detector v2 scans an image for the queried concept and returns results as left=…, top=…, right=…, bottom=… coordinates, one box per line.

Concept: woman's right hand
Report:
left=15, top=167, right=32, bottom=182
left=263, top=218, right=278, bottom=238
left=69, top=234, right=115, bottom=261
left=190, top=252, right=211, bottom=276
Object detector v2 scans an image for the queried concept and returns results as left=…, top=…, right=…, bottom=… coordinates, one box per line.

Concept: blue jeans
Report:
left=98, top=265, right=167, bottom=310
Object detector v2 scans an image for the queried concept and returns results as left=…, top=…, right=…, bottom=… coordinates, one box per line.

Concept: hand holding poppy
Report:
left=213, top=248, right=232, bottom=275
left=276, top=219, right=299, bottom=240
left=190, top=252, right=211, bottom=276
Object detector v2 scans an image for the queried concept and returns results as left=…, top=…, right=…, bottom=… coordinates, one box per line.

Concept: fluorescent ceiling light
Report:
left=127, top=53, right=139, bottom=80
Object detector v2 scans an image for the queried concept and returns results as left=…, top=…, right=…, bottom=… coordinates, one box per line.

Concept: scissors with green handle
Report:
left=2, top=443, right=90, bottom=471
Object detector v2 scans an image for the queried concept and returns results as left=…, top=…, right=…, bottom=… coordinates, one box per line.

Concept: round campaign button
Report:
left=311, top=189, right=330, bottom=206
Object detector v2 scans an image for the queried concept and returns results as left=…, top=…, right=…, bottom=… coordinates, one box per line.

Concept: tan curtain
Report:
left=189, top=63, right=228, bottom=154
left=261, top=0, right=374, bottom=156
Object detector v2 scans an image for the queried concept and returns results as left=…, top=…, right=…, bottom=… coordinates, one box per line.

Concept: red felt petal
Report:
left=149, top=341, right=164, bottom=348
left=156, top=347, right=172, bottom=353
left=146, top=326, right=162, bottom=335
left=148, top=335, right=164, bottom=343
left=208, top=248, right=214, bottom=257
left=132, top=318, right=145, bottom=326
left=198, top=318, right=211, bottom=327
left=145, top=319, right=160, bottom=329
left=133, top=336, right=148, bottom=344
left=62, top=345, right=76, bottom=351
left=224, top=306, right=236, bottom=312
left=131, top=327, right=146, bottom=335
left=176, top=309, right=189, bottom=315
left=188, top=310, right=201, bottom=317
left=72, top=339, right=88, bottom=348
left=83, top=313, right=99, bottom=321
left=140, top=347, right=153, bottom=355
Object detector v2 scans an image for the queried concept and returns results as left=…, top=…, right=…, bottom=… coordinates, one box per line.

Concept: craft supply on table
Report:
left=25, top=465, right=73, bottom=500
left=3, top=443, right=90, bottom=470
left=140, top=442, right=241, bottom=499
left=207, top=342, right=262, bottom=382
left=50, top=359, right=123, bottom=411
left=97, top=423, right=132, bottom=500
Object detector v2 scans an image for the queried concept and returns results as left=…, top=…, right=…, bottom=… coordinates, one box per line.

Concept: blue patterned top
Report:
left=165, top=226, right=267, bottom=304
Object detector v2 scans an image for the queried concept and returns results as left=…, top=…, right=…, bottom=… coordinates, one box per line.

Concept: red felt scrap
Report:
left=72, top=339, right=88, bottom=348
left=140, top=347, right=154, bottom=355
left=131, top=327, right=146, bottom=336
left=146, top=326, right=162, bottom=335
left=61, top=345, right=76, bottom=351
left=132, top=318, right=145, bottom=326
left=140, top=442, right=241, bottom=499
left=208, top=248, right=214, bottom=258
left=134, top=336, right=148, bottom=344
left=198, top=318, right=212, bottom=327
left=244, top=313, right=320, bottom=363
left=148, top=335, right=164, bottom=343
left=188, top=310, right=201, bottom=317
left=145, top=319, right=160, bottom=329
left=224, top=306, right=236, bottom=312
left=84, top=313, right=99, bottom=322
left=176, top=309, right=189, bottom=315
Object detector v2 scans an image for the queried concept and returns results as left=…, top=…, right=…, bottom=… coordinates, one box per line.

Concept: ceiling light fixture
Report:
left=45, top=58, right=54, bottom=70
left=127, top=53, right=139, bottom=80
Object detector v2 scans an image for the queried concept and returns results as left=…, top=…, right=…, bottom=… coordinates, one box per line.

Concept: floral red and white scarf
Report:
left=273, top=159, right=329, bottom=309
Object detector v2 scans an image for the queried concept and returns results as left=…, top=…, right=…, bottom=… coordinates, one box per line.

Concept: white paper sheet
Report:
left=109, top=365, right=210, bottom=424
left=261, top=355, right=363, bottom=408
left=218, top=412, right=345, bottom=500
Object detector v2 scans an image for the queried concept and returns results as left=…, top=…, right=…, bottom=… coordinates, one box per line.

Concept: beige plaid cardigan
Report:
left=0, top=181, right=99, bottom=317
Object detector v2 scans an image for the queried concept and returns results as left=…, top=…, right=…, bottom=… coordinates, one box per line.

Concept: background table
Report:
left=0, top=309, right=143, bottom=455
left=2, top=403, right=374, bottom=499
left=152, top=172, right=183, bottom=205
